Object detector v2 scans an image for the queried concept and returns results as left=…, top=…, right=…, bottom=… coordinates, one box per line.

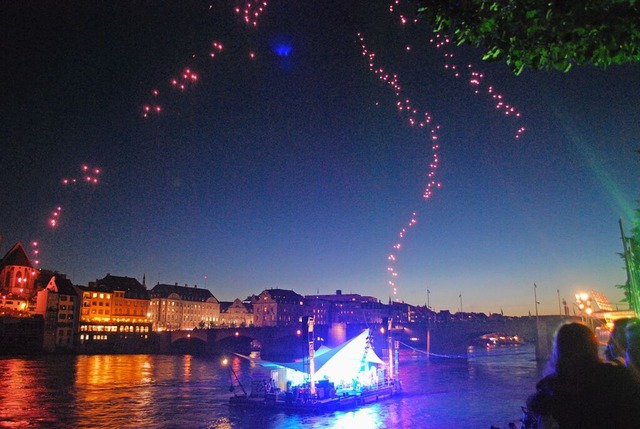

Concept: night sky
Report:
left=2, top=1, right=639, bottom=316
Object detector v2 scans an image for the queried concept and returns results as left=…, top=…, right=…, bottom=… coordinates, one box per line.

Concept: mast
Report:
left=387, top=317, right=393, bottom=383
left=307, top=317, right=316, bottom=395
left=620, top=219, right=640, bottom=317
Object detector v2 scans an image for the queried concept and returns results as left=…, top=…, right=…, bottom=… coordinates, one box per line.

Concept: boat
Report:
left=223, top=320, right=401, bottom=412
left=472, top=332, right=526, bottom=349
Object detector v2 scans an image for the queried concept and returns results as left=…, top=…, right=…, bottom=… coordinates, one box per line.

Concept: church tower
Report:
left=0, top=242, right=39, bottom=298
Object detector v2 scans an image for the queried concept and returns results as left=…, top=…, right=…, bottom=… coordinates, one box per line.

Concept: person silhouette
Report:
left=604, top=317, right=632, bottom=365
left=625, top=318, right=640, bottom=382
left=527, top=322, right=640, bottom=428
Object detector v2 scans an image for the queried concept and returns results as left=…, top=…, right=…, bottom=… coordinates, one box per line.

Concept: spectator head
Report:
left=550, top=322, right=599, bottom=377
left=605, top=318, right=631, bottom=364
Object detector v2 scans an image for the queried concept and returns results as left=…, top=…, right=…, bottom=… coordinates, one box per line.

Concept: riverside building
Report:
left=148, top=283, right=221, bottom=331
left=219, top=298, right=253, bottom=327
left=35, top=274, right=79, bottom=352
left=77, top=274, right=152, bottom=352
left=252, top=288, right=305, bottom=327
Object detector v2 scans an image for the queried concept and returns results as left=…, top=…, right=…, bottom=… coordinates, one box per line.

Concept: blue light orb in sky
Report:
left=273, top=43, right=292, bottom=57
left=271, top=36, right=294, bottom=70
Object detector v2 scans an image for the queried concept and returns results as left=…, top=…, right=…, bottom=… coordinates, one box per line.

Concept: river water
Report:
left=0, top=344, right=542, bottom=429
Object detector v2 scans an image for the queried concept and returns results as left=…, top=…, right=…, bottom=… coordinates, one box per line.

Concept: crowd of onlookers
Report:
left=525, top=318, right=640, bottom=428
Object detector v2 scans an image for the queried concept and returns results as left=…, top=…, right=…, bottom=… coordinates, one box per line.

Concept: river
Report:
left=0, top=344, right=542, bottom=429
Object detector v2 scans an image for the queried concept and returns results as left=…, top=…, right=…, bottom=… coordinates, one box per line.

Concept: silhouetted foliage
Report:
left=416, top=0, right=640, bottom=74
left=616, top=151, right=640, bottom=312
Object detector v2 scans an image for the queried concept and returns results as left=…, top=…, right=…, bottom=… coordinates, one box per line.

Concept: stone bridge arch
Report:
left=168, top=330, right=209, bottom=354
left=170, top=330, right=209, bottom=343
left=159, top=326, right=309, bottom=356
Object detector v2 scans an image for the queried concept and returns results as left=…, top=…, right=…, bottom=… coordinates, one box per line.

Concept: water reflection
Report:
left=331, top=407, right=382, bottom=429
left=0, top=359, right=44, bottom=427
left=0, top=345, right=541, bottom=428
left=0, top=357, right=78, bottom=428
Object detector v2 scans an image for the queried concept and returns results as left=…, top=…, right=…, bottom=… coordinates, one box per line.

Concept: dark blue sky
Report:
left=2, top=1, right=639, bottom=315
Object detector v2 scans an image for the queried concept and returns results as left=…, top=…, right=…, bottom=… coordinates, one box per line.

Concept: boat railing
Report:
left=358, top=377, right=398, bottom=392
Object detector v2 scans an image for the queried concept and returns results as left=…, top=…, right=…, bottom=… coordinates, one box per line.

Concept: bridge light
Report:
left=235, top=331, right=239, bottom=337
left=296, top=329, right=302, bottom=336
left=222, top=358, right=228, bottom=366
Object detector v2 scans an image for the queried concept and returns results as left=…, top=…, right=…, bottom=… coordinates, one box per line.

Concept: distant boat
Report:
left=224, top=329, right=401, bottom=412
left=472, top=332, right=525, bottom=349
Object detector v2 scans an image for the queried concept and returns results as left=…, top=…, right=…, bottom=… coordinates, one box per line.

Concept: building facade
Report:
left=35, top=274, right=79, bottom=352
left=305, top=290, right=390, bottom=325
left=252, top=289, right=305, bottom=327
left=219, top=298, right=253, bottom=327
left=148, top=283, right=220, bottom=330
left=77, top=274, right=152, bottom=349
left=0, top=242, right=39, bottom=303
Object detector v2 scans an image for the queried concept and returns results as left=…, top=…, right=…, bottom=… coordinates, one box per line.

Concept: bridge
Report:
left=156, top=326, right=307, bottom=357
left=155, top=315, right=585, bottom=360
left=393, top=315, right=583, bottom=359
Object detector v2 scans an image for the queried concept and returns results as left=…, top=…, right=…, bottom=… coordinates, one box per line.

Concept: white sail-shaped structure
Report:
left=237, top=329, right=386, bottom=392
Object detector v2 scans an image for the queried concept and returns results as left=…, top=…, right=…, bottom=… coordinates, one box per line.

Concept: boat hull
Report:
left=229, top=385, right=398, bottom=413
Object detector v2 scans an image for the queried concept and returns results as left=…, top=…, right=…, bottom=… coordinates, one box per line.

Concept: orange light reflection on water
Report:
left=0, top=359, right=55, bottom=427
left=74, top=355, right=155, bottom=426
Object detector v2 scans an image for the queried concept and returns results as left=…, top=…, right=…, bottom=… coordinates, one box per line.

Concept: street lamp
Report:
left=575, top=292, right=593, bottom=327
left=222, top=357, right=247, bottom=398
